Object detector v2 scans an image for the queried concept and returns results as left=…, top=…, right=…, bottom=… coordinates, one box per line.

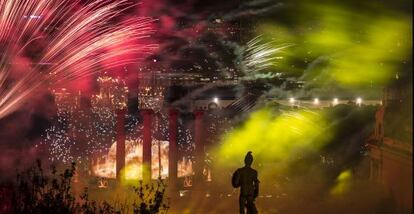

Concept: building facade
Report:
left=367, top=76, right=413, bottom=212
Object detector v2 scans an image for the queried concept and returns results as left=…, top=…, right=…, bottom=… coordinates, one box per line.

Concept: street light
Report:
left=356, top=97, right=362, bottom=106
left=213, top=97, right=219, bottom=103
left=333, top=98, right=338, bottom=105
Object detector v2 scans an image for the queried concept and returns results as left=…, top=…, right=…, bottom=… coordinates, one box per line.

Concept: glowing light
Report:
left=213, top=97, right=219, bottom=103
left=332, top=98, right=339, bottom=105
left=92, top=139, right=194, bottom=180
left=98, top=178, right=109, bottom=188
left=183, top=176, right=193, bottom=187
left=313, top=98, right=319, bottom=105
left=356, top=97, right=362, bottom=105
left=289, top=97, right=295, bottom=103
left=330, top=170, right=352, bottom=195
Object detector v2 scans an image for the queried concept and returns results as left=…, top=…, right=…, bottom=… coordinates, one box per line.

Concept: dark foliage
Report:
left=132, top=181, right=169, bottom=214
left=1, top=160, right=169, bottom=214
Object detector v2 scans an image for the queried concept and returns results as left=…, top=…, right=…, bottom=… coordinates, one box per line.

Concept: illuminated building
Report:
left=45, top=68, right=247, bottom=186
left=367, top=72, right=412, bottom=212
left=91, top=139, right=194, bottom=180
left=44, top=73, right=130, bottom=163
left=52, top=88, right=81, bottom=114
left=91, top=73, right=128, bottom=111
left=137, top=72, right=166, bottom=112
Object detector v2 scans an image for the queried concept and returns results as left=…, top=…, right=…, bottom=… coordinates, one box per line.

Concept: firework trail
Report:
left=171, top=36, right=292, bottom=107
left=0, top=0, right=156, bottom=119
left=240, top=35, right=292, bottom=75
left=208, top=0, right=285, bottom=22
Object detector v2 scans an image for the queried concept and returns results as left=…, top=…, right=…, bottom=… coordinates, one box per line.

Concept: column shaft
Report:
left=168, top=108, right=179, bottom=188
left=142, top=109, right=153, bottom=183
left=194, top=110, right=204, bottom=187
left=116, top=109, right=126, bottom=181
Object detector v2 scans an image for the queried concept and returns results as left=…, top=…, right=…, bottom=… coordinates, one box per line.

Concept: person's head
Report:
left=244, top=151, right=253, bottom=166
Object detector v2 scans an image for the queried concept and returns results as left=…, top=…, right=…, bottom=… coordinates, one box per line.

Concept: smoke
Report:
left=0, top=0, right=411, bottom=212
left=0, top=145, right=50, bottom=180
left=209, top=0, right=286, bottom=22
left=255, top=1, right=411, bottom=100
left=184, top=104, right=392, bottom=213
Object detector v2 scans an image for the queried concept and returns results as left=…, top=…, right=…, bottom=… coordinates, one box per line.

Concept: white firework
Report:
left=241, top=36, right=293, bottom=74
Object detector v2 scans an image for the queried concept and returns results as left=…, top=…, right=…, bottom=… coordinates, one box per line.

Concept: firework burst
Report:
left=0, top=0, right=156, bottom=119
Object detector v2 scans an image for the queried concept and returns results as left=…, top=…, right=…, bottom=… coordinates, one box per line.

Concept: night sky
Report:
left=0, top=0, right=411, bottom=129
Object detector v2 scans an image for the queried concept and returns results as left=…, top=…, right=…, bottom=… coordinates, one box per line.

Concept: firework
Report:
left=0, top=0, right=156, bottom=119
left=41, top=107, right=196, bottom=179
left=241, top=36, right=292, bottom=75
left=170, top=36, right=292, bottom=106
left=91, top=138, right=194, bottom=180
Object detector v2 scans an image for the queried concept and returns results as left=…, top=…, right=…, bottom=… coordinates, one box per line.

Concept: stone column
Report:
left=194, top=110, right=205, bottom=188
left=168, top=108, right=179, bottom=189
left=116, top=109, right=126, bottom=181
left=142, top=109, right=154, bottom=183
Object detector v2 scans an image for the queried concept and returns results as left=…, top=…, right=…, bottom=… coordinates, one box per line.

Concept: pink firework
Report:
left=0, top=0, right=157, bottom=118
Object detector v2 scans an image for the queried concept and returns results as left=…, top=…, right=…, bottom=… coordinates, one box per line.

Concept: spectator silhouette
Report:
left=232, top=151, right=259, bottom=214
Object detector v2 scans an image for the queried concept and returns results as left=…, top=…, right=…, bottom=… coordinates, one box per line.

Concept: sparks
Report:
left=241, top=35, right=292, bottom=74
left=0, top=0, right=156, bottom=119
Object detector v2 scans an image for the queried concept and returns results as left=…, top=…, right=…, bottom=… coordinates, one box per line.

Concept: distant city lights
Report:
left=276, top=97, right=381, bottom=107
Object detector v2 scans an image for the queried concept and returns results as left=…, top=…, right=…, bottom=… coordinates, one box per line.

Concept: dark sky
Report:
left=0, top=0, right=412, bottom=150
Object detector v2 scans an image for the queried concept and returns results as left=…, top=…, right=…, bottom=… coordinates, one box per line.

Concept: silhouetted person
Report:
left=232, top=151, right=259, bottom=214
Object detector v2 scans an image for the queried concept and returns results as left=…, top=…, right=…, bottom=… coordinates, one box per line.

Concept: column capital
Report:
left=140, top=109, right=154, bottom=115
left=169, top=108, right=179, bottom=116
left=116, top=109, right=127, bottom=115
left=194, top=110, right=204, bottom=118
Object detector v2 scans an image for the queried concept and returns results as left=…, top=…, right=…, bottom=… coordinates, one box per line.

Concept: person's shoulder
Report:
left=240, top=166, right=257, bottom=173
left=250, top=168, right=258, bottom=174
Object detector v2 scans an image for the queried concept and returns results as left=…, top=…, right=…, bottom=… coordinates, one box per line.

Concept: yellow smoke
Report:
left=257, top=3, right=412, bottom=87
left=213, top=108, right=332, bottom=169
left=330, top=169, right=352, bottom=196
